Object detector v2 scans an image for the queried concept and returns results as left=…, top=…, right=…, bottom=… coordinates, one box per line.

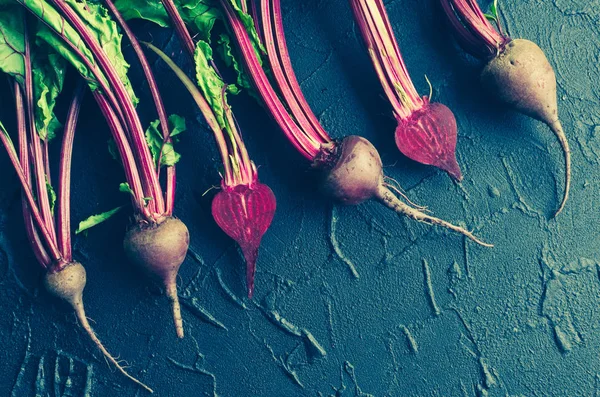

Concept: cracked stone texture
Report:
left=0, top=0, right=599, bottom=396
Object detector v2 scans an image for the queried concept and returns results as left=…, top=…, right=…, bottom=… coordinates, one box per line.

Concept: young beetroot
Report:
left=144, top=37, right=276, bottom=299
left=218, top=0, right=492, bottom=247
left=439, top=0, right=571, bottom=216
left=350, top=0, right=462, bottom=180
left=17, top=0, right=191, bottom=338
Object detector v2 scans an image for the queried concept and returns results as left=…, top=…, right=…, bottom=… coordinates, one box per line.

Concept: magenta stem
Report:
left=267, top=0, right=331, bottom=143
left=24, top=26, right=58, bottom=244
left=439, top=0, right=508, bottom=59
left=57, top=82, right=85, bottom=262
left=94, top=92, right=150, bottom=217
left=220, top=0, right=320, bottom=161
left=350, top=0, right=423, bottom=119
left=105, top=0, right=176, bottom=216
left=160, top=0, right=196, bottom=56
left=0, top=117, right=61, bottom=263
left=51, top=0, right=165, bottom=217
left=14, top=82, right=52, bottom=268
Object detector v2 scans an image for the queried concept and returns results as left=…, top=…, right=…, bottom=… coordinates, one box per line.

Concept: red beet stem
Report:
left=220, top=0, right=326, bottom=161
left=160, top=0, right=196, bottom=56
left=14, top=81, right=53, bottom=268
left=350, top=0, right=423, bottom=119
left=439, top=0, right=510, bottom=59
left=49, top=0, right=165, bottom=216
left=261, top=0, right=331, bottom=143
left=57, top=83, right=85, bottom=261
left=94, top=93, right=150, bottom=217
left=106, top=0, right=177, bottom=216
left=24, top=26, right=58, bottom=245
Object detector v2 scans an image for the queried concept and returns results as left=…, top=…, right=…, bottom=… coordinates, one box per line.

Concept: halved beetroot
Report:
left=211, top=182, right=276, bottom=298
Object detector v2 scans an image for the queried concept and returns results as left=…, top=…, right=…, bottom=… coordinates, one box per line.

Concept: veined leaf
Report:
left=64, top=0, right=138, bottom=105
left=0, top=2, right=25, bottom=85
left=75, top=206, right=124, bottom=234
left=145, top=114, right=186, bottom=167
left=113, top=0, right=171, bottom=27
left=32, top=46, right=66, bottom=141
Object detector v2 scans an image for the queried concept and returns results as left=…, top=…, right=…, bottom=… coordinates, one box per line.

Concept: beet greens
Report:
left=350, top=0, right=462, bottom=181
left=439, top=0, right=571, bottom=217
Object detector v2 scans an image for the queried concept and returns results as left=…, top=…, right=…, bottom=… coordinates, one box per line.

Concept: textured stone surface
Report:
left=1, top=0, right=599, bottom=395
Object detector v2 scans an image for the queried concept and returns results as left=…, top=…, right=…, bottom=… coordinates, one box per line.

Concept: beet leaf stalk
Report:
left=350, top=0, right=462, bottom=181
left=17, top=0, right=190, bottom=338
left=439, top=0, right=571, bottom=216
left=218, top=0, right=491, bottom=247
left=144, top=33, right=276, bottom=298
left=0, top=7, right=152, bottom=388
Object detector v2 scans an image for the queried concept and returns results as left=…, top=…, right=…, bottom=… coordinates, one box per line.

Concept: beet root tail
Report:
left=72, top=302, right=154, bottom=393
left=165, top=281, right=184, bottom=339
left=548, top=119, right=571, bottom=218
left=375, top=185, right=493, bottom=247
left=243, top=247, right=259, bottom=299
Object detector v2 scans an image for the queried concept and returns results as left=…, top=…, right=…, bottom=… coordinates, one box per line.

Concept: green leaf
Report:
left=177, top=0, right=221, bottom=43
left=64, top=0, right=138, bottom=105
left=32, top=46, right=66, bottom=141
left=227, top=0, right=266, bottom=58
left=113, top=0, right=170, bottom=27
left=75, top=206, right=124, bottom=234
left=114, top=0, right=220, bottom=43
left=194, top=41, right=230, bottom=130
left=113, top=0, right=263, bottom=91
left=25, top=0, right=136, bottom=103
left=484, top=0, right=499, bottom=23
left=25, top=0, right=102, bottom=92
left=168, top=114, right=186, bottom=138
left=145, top=114, right=186, bottom=167
left=45, top=177, right=57, bottom=214
left=0, top=2, right=25, bottom=85
left=119, top=182, right=134, bottom=194
left=216, top=33, right=251, bottom=91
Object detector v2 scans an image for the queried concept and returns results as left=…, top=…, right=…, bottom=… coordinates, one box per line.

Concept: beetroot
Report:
left=350, top=0, right=462, bottom=180
left=218, top=0, right=491, bottom=247
left=395, top=101, right=462, bottom=180
left=124, top=217, right=190, bottom=338
left=212, top=182, right=276, bottom=298
left=439, top=0, right=570, bottom=216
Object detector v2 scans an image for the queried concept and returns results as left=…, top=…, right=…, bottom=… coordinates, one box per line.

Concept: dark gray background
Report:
left=1, top=0, right=599, bottom=396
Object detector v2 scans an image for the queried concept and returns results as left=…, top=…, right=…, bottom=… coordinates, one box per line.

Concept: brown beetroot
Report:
left=318, top=136, right=492, bottom=247
left=481, top=39, right=570, bottom=215
left=439, top=0, right=570, bottom=217
left=123, top=217, right=189, bottom=338
left=45, top=262, right=153, bottom=393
